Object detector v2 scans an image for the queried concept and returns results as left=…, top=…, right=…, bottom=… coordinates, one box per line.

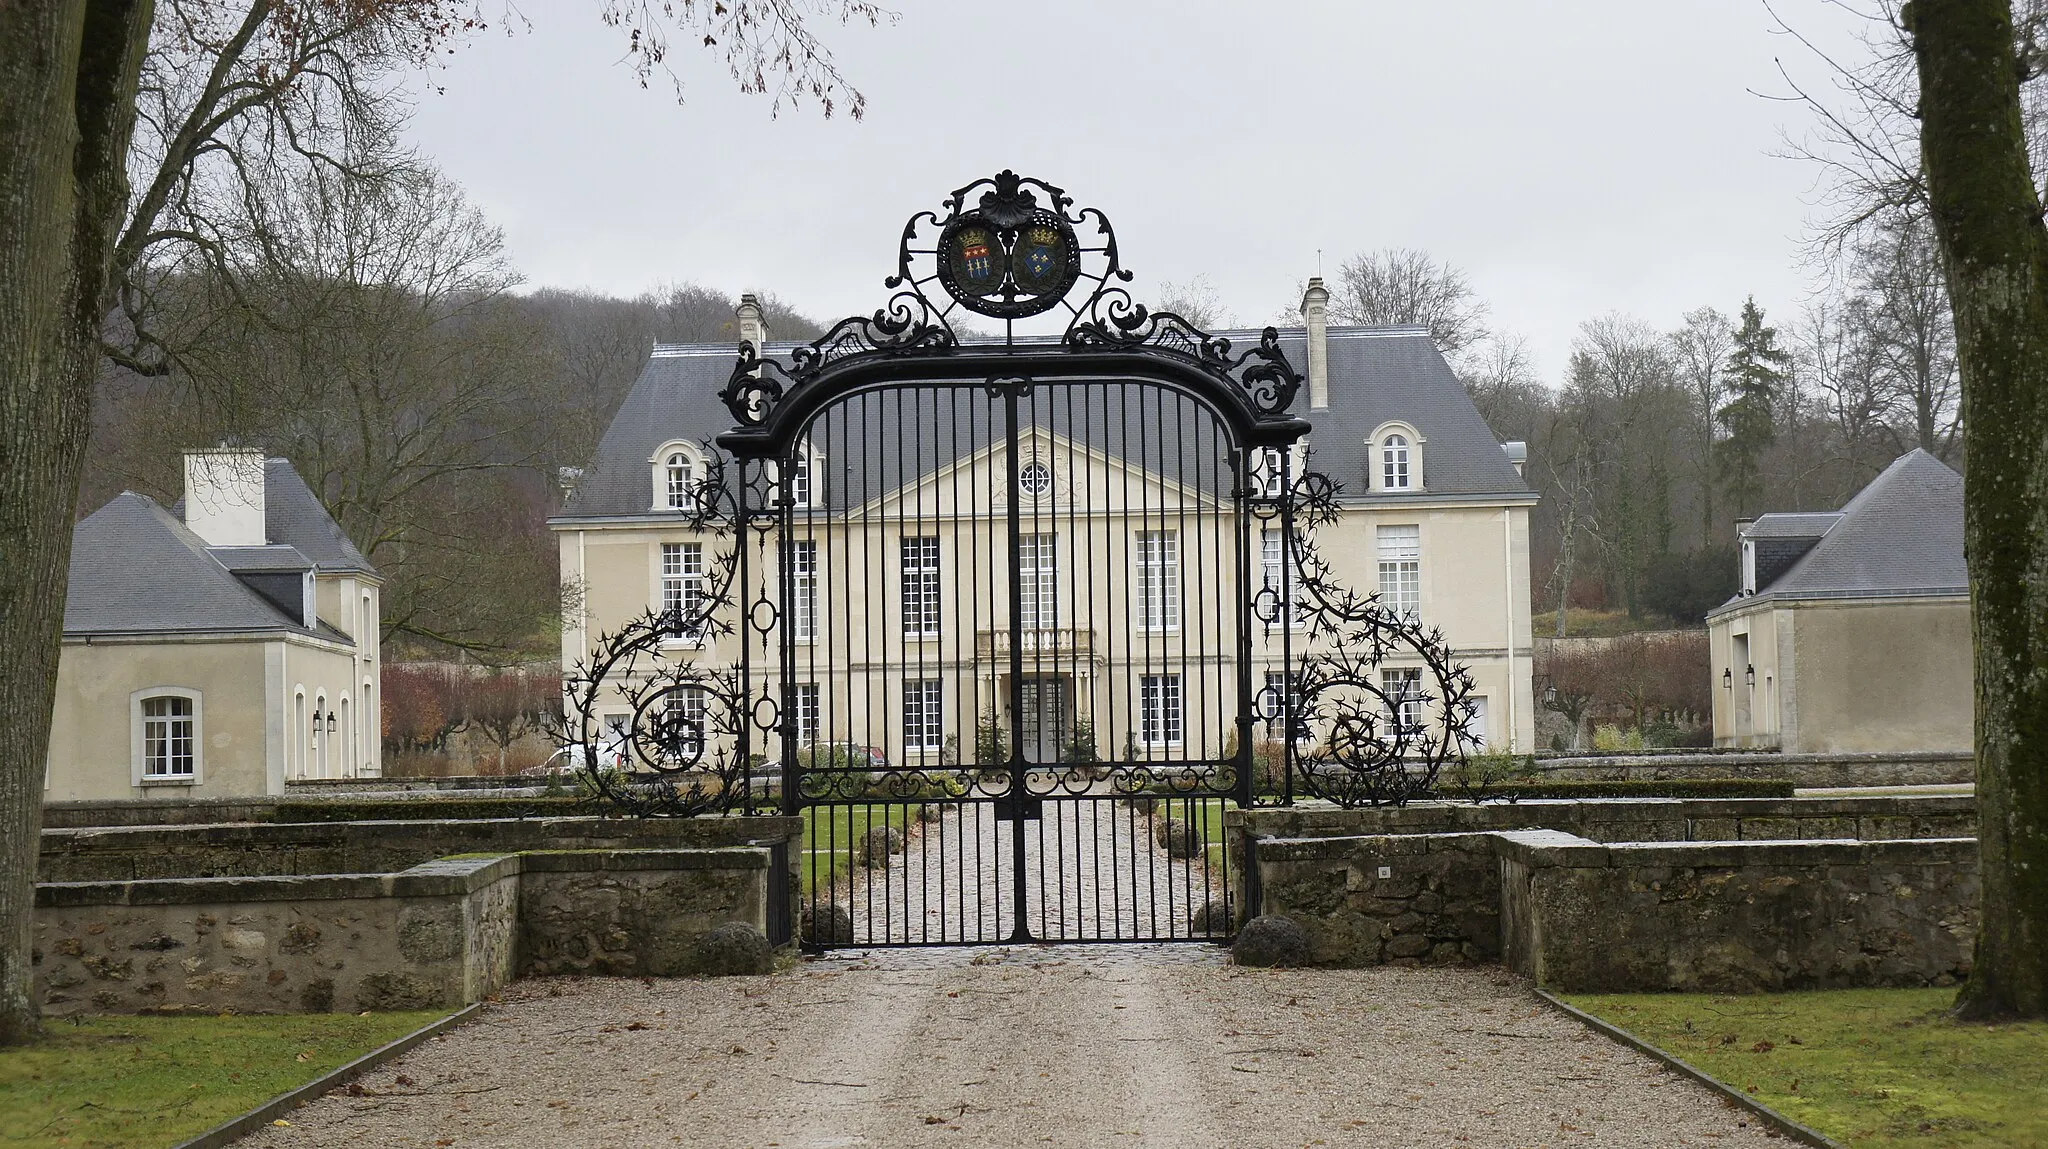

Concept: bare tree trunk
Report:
left=1910, top=0, right=2048, bottom=1020
left=0, top=0, right=153, bottom=1045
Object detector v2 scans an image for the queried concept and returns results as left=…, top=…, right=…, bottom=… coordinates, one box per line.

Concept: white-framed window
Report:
left=1253, top=447, right=1288, bottom=499
left=788, top=452, right=812, bottom=508
left=665, top=452, right=694, bottom=510
left=659, top=685, right=708, bottom=762
left=1019, top=459, right=1054, bottom=499
left=600, top=712, right=632, bottom=767
left=1377, top=524, right=1421, bottom=618
left=1381, top=434, right=1412, bottom=490
left=1019, top=533, right=1057, bottom=629
left=1261, top=671, right=1311, bottom=742
left=661, top=542, right=706, bottom=638
left=649, top=441, right=700, bottom=511
left=790, top=539, right=818, bottom=642
left=1463, top=695, right=1489, bottom=751
left=1138, top=674, right=1183, bottom=747
left=905, top=679, right=944, bottom=751
left=789, top=682, right=820, bottom=747
left=1259, top=528, right=1304, bottom=628
left=1135, top=530, right=1179, bottom=632
left=134, top=691, right=199, bottom=782
left=901, top=536, right=941, bottom=637
left=1381, top=668, right=1424, bottom=734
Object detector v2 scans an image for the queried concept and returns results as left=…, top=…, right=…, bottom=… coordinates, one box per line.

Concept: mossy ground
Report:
left=1564, top=988, right=2048, bottom=1147
left=0, top=1010, right=445, bottom=1149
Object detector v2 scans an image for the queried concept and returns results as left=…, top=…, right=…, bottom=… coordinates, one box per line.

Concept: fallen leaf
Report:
left=1751, top=1040, right=1775, bottom=1054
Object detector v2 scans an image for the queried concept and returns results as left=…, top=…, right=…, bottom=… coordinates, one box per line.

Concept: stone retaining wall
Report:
left=520, top=850, right=770, bottom=976
left=1245, top=826, right=1977, bottom=991
left=32, top=847, right=775, bottom=1017
left=1533, top=751, right=1972, bottom=788
left=38, top=816, right=802, bottom=883
left=1499, top=832, right=1978, bottom=992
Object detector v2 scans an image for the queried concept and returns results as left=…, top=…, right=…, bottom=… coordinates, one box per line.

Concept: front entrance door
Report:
left=1017, top=676, right=1065, bottom=763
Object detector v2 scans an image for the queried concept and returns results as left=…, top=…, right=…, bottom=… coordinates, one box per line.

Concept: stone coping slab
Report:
left=1252, top=829, right=1979, bottom=872
left=34, top=847, right=769, bottom=908
left=1227, top=793, right=1974, bottom=828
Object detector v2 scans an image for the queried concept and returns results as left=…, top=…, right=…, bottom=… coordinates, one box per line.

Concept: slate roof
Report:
left=1709, top=449, right=1966, bottom=616
left=64, top=494, right=319, bottom=636
left=1742, top=512, right=1843, bottom=539
left=262, top=460, right=374, bottom=572
left=552, top=325, right=1534, bottom=522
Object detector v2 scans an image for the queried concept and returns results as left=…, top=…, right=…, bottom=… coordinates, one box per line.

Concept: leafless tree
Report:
left=1156, top=274, right=1235, bottom=329
left=1668, top=306, right=1734, bottom=544
left=1326, top=248, right=1490, bottom=355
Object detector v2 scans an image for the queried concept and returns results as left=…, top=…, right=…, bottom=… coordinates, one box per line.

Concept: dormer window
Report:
left=665, top=453, right=693, bottom=510
left=1382, top=435, right=1411, bottom=490
left=789, top=453, right=811, bottom=508
left=649, top=441, right=702, bottom=512
left=1368, top=423, right=1424, bottom=492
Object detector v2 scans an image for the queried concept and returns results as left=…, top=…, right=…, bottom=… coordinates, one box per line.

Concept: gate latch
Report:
left=994, top=796, right=1044, bottom=822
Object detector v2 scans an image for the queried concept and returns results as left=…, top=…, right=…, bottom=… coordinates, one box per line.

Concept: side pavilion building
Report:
left=1708, top=448, right=1969, bottom=753
left=46, top=449, right=383, bottom=800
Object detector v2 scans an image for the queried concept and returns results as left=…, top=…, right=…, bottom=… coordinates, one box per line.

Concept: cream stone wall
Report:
left=1710, top=596, right=1971, bottom=753
left=558, top=451, right=1536, bottom=766
left=48, top=632, right=371, bottom=802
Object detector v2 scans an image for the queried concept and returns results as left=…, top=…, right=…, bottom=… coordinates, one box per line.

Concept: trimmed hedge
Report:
left=1464, top=778, right=1796, bottom=801
left=271, top=796, right=592, bottom=822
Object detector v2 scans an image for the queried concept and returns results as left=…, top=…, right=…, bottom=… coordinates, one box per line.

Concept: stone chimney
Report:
left=736, top=293, right=770, bottom=350
left=1501, top=441, right=1527, bottom=477
left=1299, top=277, right=1330, bottom=410
left=183, top=448, right=267, bottom=547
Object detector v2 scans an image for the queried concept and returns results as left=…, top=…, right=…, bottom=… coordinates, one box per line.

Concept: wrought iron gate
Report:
left=559, top=172, right=1480, bottom=950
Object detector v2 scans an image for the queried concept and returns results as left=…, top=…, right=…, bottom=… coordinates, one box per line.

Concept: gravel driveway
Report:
left=241, top=948, right=1782, bottom=1148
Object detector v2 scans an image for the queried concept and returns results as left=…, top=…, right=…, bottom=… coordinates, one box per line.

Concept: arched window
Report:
left=133, top=690, right=201, bottom=783
left=665, top=452, right=693, bottom=509
left=1382, top=434, right=1411, bottom=490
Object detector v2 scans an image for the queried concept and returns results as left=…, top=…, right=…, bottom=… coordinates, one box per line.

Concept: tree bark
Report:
left=1909, top=0, right=2048, bottom=1019
left=0, top=0, right=152, bottom=1045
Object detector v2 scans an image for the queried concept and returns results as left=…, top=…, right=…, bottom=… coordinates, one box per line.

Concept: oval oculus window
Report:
left=1019, top=460, right=1054, bottom=498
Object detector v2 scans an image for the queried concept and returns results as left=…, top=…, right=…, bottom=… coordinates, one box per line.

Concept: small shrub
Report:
left=1592, top=724, right=1647, bottom=753
left=1233, top=915, right=1311, bottom=968
left=1154, top=818, right=1202, bottom=859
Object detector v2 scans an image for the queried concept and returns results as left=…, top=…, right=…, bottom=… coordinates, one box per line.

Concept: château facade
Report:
left=553, top=292, right=1537, bottom=771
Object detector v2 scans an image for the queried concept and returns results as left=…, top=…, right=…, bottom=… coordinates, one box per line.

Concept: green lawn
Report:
left=1563, top=989, right=2048, bottom=1148
left=798, top=802, right=929, bottom=893
left=0, top=1010, right=447, bottom=1149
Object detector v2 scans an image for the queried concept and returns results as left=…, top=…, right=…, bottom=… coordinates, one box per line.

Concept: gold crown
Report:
left=1027, top=225, right=1058, bottom=246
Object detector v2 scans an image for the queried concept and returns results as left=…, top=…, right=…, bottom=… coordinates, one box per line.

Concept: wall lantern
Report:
left=310, top=707, right=323, bottom=726
left=327, top=712, right=339, bottom=734
left=1542, top=684, right=1558, bottom=707
left=1721, top=668, right=1732, bottom=689
left=1745, top=665, right=1757, bottom=688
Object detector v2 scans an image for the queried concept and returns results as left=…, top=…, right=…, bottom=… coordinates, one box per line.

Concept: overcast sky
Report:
left=404, top=1, right=1871, bottom=380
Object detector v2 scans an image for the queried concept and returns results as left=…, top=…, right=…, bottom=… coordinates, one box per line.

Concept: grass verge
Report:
left=0, top=1010, right=447, bottom=1149
left=1562, top=988, right=2048, bottom=1148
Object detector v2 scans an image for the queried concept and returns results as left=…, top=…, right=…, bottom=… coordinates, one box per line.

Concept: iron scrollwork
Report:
left=1254, top=460, right=1483, bottom=807
left=553, top=454, right=772, bottom=817
left=720, top=170, right=1303, bottom=430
